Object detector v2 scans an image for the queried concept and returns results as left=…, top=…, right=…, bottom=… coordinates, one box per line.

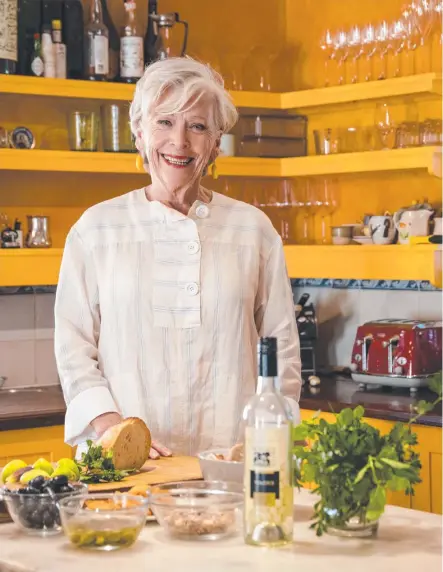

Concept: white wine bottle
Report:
left=243, top=337, right=293, bottom=547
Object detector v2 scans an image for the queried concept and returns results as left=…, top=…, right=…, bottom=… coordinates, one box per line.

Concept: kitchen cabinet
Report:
left=300, top=409, right=442, bottom=515
left=0, top=426, right=73, bottom=466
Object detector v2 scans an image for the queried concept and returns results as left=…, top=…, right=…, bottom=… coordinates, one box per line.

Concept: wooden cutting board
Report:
left=87, top=455, right=202, bottom=493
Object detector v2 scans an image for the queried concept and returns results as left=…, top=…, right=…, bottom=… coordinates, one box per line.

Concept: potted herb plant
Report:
left=293, top=372, right=442, bottom=538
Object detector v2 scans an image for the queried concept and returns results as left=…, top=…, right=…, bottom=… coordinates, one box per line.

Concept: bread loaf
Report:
left=97, top=417, right=151, bottom=470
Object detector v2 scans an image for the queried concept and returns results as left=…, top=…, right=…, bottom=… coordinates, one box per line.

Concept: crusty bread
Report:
left=97, top=417, right=151, bottom=470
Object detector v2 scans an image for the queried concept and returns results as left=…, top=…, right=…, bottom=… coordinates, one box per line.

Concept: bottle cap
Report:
left=52, top=19, right=62, bottom=29
left=10, top=127, right=35, bottom=150
left=34, top=33, right=40, bottom=40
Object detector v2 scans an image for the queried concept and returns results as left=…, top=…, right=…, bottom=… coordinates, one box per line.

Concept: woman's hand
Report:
left=149, top=439, right=172, bottom=459
left=91, top=412, right=122, bottom=438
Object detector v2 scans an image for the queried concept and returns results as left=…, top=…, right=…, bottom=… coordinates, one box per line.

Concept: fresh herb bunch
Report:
left=77, top=440, right=131, bottom=484
left=293, top=371, right=442, bottom=537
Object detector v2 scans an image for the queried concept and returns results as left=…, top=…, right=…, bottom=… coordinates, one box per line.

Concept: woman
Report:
left=54, top=57, right=302, bottom=459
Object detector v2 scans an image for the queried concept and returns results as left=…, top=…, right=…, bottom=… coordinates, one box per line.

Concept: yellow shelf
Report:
left=0, top=73, right=440, bottom=110
left=284, top=244, right=442, bottom=286
left=280, top=73, right=442, bottom=110
left=1, top=244, right=441, bottom=287
left=0, top=147, right=440, bottom=178
left=281, top=147, right=442, bottom=178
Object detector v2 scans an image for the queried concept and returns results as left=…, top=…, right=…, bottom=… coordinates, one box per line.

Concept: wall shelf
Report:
left=0, top=73, right=440, bottom=110
left=1, top=244, right=441, bottom=288
left=0, top=147, right=440, bottom=178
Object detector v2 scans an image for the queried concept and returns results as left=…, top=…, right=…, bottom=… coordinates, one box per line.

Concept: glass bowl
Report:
left=1, top=482, right=87, bottom=536
left=59, top=493, right=148, bottom=551
left=150, top=480, right=243, bottom=541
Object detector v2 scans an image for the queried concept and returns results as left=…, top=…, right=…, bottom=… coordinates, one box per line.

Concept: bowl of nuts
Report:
left=59, top=493, right=148, bottom=551
left=150, top=480, right=243, bottom=541
left=1, top=476, right=87, bottom=536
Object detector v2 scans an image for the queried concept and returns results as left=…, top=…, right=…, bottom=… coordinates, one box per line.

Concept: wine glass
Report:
left=317, top=178, right=339, bottom=244
left=346, top=26, right=363, bottom=84
left=432, top=1, right=442, bottom=71
left=304, top=179, right=323, bottom=244
left=320, top=29, right=336, bottom=86
left=274, top=179, right=297, bottom=244
left=333, top=30, right=349, bottom=85
left=387, top=20, right=407, bottom=77
left=412, top=0, right=437, bottom=72
left=360, top=24, right=377, bottom=81
left=401, top=3, right=420, bottom=75
left=375, top=103, right=398, bottom=150
left=373, top=21, right=390, bottom=80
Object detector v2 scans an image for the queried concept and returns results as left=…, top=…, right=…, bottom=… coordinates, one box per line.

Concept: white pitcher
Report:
left=394, top=206, right=433, bottom=244
left=369, top=214, right=396, bottom=245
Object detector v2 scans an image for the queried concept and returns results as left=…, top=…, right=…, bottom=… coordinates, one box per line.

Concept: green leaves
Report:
left=428, top=371, right=442, bottom=397
left=77, top=440, right=130, bottom=484
left=292, top=405, right=424, bottom=536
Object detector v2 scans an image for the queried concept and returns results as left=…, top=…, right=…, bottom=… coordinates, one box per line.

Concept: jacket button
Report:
left=187, top=241, right=200, bottom=254
left=186, top=282, right=199, bottom=296
left=195, top=204, right=209, bottom=218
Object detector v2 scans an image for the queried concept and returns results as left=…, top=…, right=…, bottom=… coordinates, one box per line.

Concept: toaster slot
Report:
left=362, top=335, right=373, bottom=372
left=385, top=335, right=400, bottom=373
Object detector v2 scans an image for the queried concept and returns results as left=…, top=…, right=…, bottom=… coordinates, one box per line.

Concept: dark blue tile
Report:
left=361, top=280, right=383, bottom=290
left=332, top=279, right=351, bottom=289
left=419, top=281, right=441, bottom=292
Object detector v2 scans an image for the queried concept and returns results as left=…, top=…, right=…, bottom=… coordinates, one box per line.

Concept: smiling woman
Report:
left=54, top=57, right=302, bottom=462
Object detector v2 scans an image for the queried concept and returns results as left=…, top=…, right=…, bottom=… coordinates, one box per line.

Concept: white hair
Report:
left=129, top=57, right=238, bottom=154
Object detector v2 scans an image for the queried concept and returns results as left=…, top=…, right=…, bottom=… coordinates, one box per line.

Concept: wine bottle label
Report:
left=244, top=426, right=293, bottom=533
left=92, top=35, right=109, bottom=75
left=120, top=37, right=143, bottom=78
left=31, top=57, right=44, bottom=76
left=0, top=0, right=18, bottom=61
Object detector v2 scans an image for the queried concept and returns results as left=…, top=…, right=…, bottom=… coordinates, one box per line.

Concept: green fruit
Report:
left=32, top=458, right=54, bottom=476
left=51, top=467, right=76, bottom=481
left=56, top=458, right=80, bottom=480
left=19, top=469, right=50, bottom=485
left=1, top=460, right=27, bottom=484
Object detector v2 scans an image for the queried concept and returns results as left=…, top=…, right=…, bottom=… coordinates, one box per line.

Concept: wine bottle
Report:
left=243, top=337, right=293, bottom=547
left=0, top=0, right=18, bottom=75
left=62, top=0, right=83, bottom=79
left=17, top=0, right=42, bottom=75
left=84, top=0, right=109, bottom=81
left=120, top=0, right=143, bottom=83
left=100, top=0, right=119, bottom=80
left=41, top=0, right=62, bottom=27
left=30, top=32, right=44, bottom=76
left=143, top=0, right=157, bottom=65
left=52, top=19, right=66, bottom=78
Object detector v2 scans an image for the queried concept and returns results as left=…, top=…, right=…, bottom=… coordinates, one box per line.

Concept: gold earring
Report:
left=135, top=154, right=144, bottom=172
left=210, top=162, right=218, bottom=180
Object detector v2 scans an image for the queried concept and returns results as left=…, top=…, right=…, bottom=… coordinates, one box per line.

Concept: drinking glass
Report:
left=432, top=1, right=442, bottom=71
left=292, top=180, right=311, bottom=244
left=346, top=26, right=363, bottom=83
left=387, top=20, right=407, bottom=77
left=401, top=4, right=420, bottom=75
left=101, top=104, right=134, bottom=153
left=242, top=46, right=273, bottom=92
left=316, top=178, right=339, bottom=244
left=333, top=30, right=349, bottom=85
left=373, top=21, right=390, bottom=79
left=67, top=111, right=99, bottom=152
left=412, top=0, right=436, bottom=73
left=375, top=103, right=397, bottom=150
left=359, top=24, right=376, bottom=81
left=220, top=50, right=245, bottom=91
left=304, top=179, right=323, bottom=244
left=320, top=29, right=336, bottom=86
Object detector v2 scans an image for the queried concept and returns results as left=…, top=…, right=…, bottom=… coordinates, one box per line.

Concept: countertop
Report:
left=0, top=376, right=441, bottom=433
left=0, top=488, right=441, bottom=572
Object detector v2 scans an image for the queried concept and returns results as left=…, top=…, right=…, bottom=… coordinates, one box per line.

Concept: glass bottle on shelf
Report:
left=243, top=337, right=294, bottom=547
left=100, top=0, right=119, bottom=80
left=63, top=0, right=84, bottom=79
left=52, top=19, right=66, bottom=78
left=144, top=0, right=158, bottom=65
left=41, top=24, right=56, bottom=77
left=0, top=0, right=18, bottom=75
left=120, top=0, right=143, bottom=83
left=17, top=0, right=42, bottom=76
left=84, top=0, right=109, bottom=81
left=30, top=32, right=44, bottom=77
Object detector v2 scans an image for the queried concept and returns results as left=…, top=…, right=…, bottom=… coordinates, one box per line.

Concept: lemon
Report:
left=0, top=460, right=27, bottom=484
left=32, top=458, right=54, bottom=476
left=56, top=458, right=80, bottom=480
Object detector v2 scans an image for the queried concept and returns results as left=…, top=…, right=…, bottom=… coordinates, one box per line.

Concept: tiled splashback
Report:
left=0, top=281, right=441, bottom=388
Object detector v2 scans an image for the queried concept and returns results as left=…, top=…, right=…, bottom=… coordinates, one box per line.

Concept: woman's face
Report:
left=143, top=93, right=219, bottom=192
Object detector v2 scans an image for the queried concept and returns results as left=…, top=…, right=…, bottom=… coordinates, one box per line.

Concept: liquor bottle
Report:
left=143, top=0, right=157, bottom=65
left=120, top=0, right=143, bottom=83
left=52, top=19, right=66, bottom=78
left=30, top=33, right=44, bottom=76
left=17, top=0, right=42, bottom=75
left=84, top=0, right=109, bottom=81
left=0, top=0, right=18, bottom=74
left=243, top=337, right=293, bottom=547
left=41, top=24, right=55, bottom=77
left=41, top=0, right=62, bottom=27
left=62, top=0, right=83, bottom=79
left=100, top=0, right=119, bottom=80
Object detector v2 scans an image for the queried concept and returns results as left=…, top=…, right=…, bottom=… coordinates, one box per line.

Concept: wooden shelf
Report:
left=0, top=73, right=440, bottom=110
left=0, top=147, right=440, bottom=178
left=280, top=73, right=442, bottom=110
left=284, top=244, right=442, bottom=286
left=1, top=244, right=441, bottom=288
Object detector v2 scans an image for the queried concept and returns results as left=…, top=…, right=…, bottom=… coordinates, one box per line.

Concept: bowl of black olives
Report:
left=0, top=475, right=87, bottom=536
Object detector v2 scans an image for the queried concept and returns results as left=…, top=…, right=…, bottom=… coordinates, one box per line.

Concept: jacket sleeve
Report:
left=254, top=235, right=302, bottom=407
left=54, top=227, right=119, bottom=446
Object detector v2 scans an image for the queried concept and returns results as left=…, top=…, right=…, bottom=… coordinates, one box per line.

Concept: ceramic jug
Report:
left=394, top=202, right=434, bottom=244
left=369, top=213, right=396, bottom=245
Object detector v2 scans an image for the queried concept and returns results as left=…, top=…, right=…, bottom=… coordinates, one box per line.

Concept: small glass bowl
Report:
left=59, top=493, right=148, bottom=551
left=1, top=482, right=87, bottom=536
left=150, top=480, right=243, bottom=541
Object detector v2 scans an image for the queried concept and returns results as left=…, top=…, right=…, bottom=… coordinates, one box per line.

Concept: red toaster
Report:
left=350, top=319, right=442, bottom=394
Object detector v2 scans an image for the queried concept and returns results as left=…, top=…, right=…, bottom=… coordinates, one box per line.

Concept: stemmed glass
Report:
left=412, top=0, right=437, bottom=73
left=320, top=29, right=336, bottom=86
left=359, top=24, right=376, bottom=81
left=274, top=179, right=297, bottom=244
left=432, top=1, right=442, bottom=71
left=373, top=21, right=390, bottom=79
left=334, top=30, right=349, bottom=85
left=304, top=179, right=323, bottom=244
left=401, top=4, right=420, bottom=75
left=316, top=178, right=339, bottom=244
left=346, top=26, right=363, bottom=84
left=375, top=103, right=398, bottom=150
left=387, top=20, right=407, bottom=77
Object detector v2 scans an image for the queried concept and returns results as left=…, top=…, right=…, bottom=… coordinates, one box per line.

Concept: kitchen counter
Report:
left=0, top=386, right=66, bottom=431
left=0, top=488, right=441, bottom=572
left=300, top=376, right=442, bottom=427
left=0, top=377, right=441, bottom=433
